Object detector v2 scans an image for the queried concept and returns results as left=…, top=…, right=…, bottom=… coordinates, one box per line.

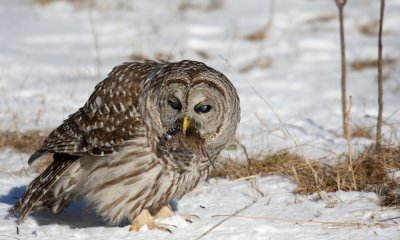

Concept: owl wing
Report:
left=29, top=61, right=160, bottom=164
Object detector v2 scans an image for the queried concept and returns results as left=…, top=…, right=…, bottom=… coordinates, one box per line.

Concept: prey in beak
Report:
left=159, top=116, right=213, bottom=168
left=180, top=116, right=212, bottom=166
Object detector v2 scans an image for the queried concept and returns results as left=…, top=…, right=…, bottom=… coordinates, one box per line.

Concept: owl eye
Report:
left=195, top=104, right=212, bottom=113
left=168, top=99, right=182, bottom=110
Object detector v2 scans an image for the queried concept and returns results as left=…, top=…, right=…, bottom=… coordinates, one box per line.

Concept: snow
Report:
left=0, top=0, right=400, bottom=239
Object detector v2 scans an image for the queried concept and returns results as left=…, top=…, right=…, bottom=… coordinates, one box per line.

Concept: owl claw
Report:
left=131, top=208, right=176, bottom=233
left=151, top=222, right=174, bottom=233
left=182, top=214, right=200, bottom=223
left=130, top=225, right=140, bottom=231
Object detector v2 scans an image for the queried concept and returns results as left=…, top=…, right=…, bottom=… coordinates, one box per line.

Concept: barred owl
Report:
left=10, top=60, right=240, bottom=230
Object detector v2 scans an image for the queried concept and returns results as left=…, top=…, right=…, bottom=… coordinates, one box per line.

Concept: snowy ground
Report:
left=0, top=0, right=399, bottom=239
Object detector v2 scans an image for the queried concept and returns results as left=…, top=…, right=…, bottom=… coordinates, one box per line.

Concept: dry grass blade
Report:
left=244, top=0, right=275, bottom=42
left=0, top=235, right=20, bottom=240
left=350, top=58, right=396, bottom=71
left=211, top=145, right=400, bottom=206
left=0, top=130, right=47, bottom=153
left=195, top=200, right=257, bottom=240
left=178, top=0, right=223, bottom=12
left=1, top=130, right=399, bottom=206
left=351, top=125, right=374, bottom=139
left=210, top=215, right=397, bottom=228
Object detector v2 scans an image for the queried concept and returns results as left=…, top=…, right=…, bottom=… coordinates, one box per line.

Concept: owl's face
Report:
left=141, top=61, right=240, bottom=161
left=159, top=81, right=225, bottom=140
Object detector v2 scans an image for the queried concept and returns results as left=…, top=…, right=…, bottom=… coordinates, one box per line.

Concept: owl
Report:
left=10, top=60, right=240, bottom=231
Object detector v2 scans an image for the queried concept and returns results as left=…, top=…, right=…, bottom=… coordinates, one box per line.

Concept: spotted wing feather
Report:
left=29, top=61, right=160, bottom=164
left=13, top=61, right=161, bottom=222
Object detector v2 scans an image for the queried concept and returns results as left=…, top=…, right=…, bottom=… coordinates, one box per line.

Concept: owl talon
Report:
left=182, top=214, right=200, bottom=223
left=146, top=222, right=174, bottom=233
left=151, top=222, right=174, bottom=233
left=155, top=205, right=199, bottom=224
left=131, top=209, right=176, bottom=233
left=130, top=225, right=140, bottom=231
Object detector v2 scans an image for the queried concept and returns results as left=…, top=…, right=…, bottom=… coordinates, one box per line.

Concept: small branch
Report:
left=376, top=0, right=385, bottom=150
left=195, top=200, right=257, bottom=240
left=335, top=0, right=348, bottom=138
left=210, top=215, right=397, bottom=228
left=345, top=96, right=357, bottom=190
left=0, top=235, right=20, bottom=240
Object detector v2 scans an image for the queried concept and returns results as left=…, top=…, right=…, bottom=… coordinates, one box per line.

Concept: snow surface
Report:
left=0, top=0, right=399, bottom=239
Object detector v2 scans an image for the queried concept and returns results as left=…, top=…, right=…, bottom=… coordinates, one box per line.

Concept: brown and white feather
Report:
left=11, top=60, right=240, bottom=226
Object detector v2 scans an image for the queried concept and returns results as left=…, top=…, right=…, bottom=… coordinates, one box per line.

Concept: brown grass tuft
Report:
left=31, top=0, right=90, bottom=8
left=238, top=57, right=272, bottom=73
left=0, top=130, right=47, bottom=153
left=359, top=20, right=380, bottom=36
left=128, top=52, right=174, bottom=62
left=211, top=146, right=400, bottom=206
left=351, top=58, right=396, bottom=71
left=2, top=130, right=399, bottom=205
left=351, top=125, right=374, bottom=139
left=178, top=0, right=223, bottom=12
left=0, top=130, right=53, bottom=173
left=306, top=15, right=337, bottom=24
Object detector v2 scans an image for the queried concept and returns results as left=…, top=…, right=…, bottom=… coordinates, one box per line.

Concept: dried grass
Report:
left=0, top=130, right=46, bottom=153
left=1, top=130, right=399, bottom=206
left=359, top=20, right=380, bottom=36
left=196, top=50, right=212, bottom=59
left=306, top=15, right=337, bottom=24
left=0, top=130, right=53, bottom=173
left=243, top=0, right=274, bottom=42
left=31, top=0, right=90, bottom=7
left=238, top=57, right=272, bottom=73
left=351, top=125, right=374, bottom=139
left=351, top=58, right=396, bottom=71
left=211, top=146, right=400, bottom=206
left=128, top=53, right=174, bottom=62
left=178, top=0, right=223, bottom=12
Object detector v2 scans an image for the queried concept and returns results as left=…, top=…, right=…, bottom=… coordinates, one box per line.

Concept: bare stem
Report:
left=345, top=96, right=357, bottom=190
left=335, top=0, right=348, bottom=138
left=196, top=200, right=257, bottom=240
left=376, top=0, right=385, bottom=150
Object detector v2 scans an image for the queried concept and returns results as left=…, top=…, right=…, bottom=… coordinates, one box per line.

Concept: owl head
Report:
left=140, top=60, right=240, bottom=162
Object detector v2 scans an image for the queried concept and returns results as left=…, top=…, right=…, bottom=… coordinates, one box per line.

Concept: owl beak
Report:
left=182, top=116, right=190, bottom=134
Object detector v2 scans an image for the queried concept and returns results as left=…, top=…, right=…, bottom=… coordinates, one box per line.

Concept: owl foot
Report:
left=156, top=205, right=199, bottom=223
left=130, top=222, right=173, bottom=233
left=130, top=209, right=174, bottom=233
left=155, top=205, right=175, bottom=218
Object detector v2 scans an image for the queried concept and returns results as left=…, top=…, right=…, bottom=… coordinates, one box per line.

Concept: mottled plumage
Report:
left=10, top=60, right=240, bottom=227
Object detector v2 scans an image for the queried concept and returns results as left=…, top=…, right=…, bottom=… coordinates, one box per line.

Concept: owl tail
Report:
left=10, top=153, right=78, bottom=223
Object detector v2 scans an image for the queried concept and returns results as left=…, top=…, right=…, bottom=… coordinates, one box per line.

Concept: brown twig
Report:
left=335, top=0, right=348, bottom=138
left=345, top=96, right=357, bottom=190
left=0, top=235, right=20, bottom=240
left=376, top=0, right=385, bottom=150
left=210, top=215, right=397, bottom=228
left=195, top=200, right=257, bottom=240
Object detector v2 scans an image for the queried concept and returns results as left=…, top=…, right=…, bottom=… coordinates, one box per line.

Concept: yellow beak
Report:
left=182, top=116, right=190, bottom=134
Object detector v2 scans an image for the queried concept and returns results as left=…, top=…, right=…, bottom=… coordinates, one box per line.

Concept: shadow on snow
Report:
left=1, top=185, right=107, bottom=228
